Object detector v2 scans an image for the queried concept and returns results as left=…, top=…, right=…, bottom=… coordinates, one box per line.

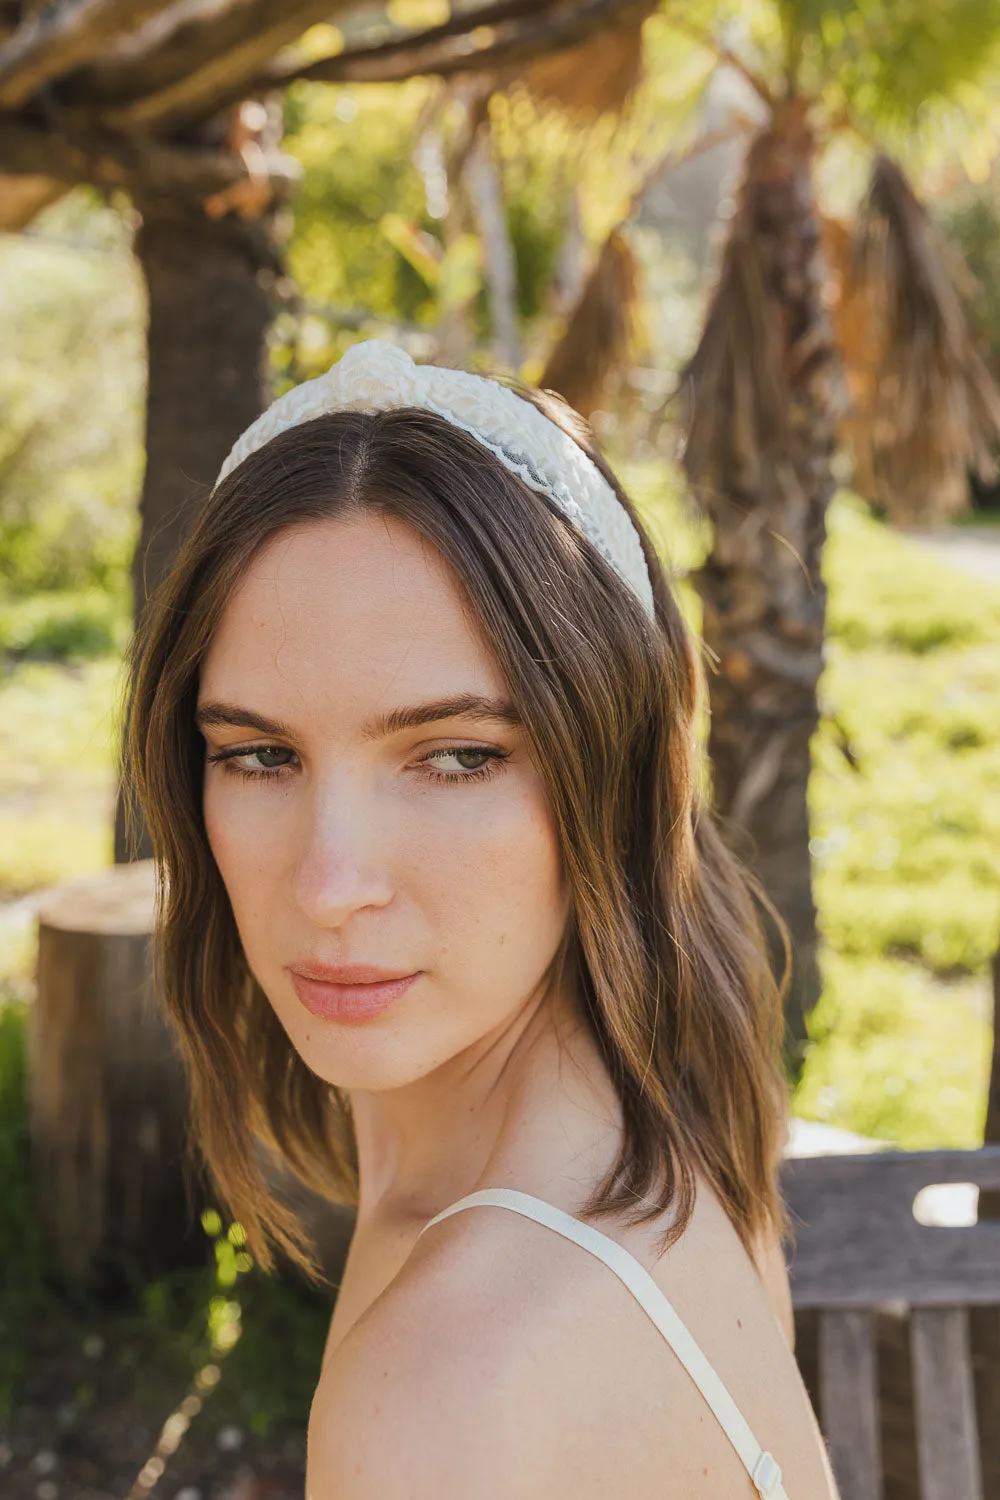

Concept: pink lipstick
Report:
left=288, top=962, right=419, bottom=1022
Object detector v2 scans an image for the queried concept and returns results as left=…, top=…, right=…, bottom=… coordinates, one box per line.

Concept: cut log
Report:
left=29, top=859, right=356, bottom=1294
left=28, top=860, right=199, bottom=1292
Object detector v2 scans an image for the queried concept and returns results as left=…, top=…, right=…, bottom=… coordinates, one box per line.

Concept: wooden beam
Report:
left=73, top=0, right=354, bottom=129
left=0, top=0, right=179, bottom=109
left=911, top=1307, right=983, bottom=1500
left=0, top=120, right=302, bottom=202
left=818, top=1310, right=882, bottom=1500
left=782, top=1147, right=1000, bottom=1306
left=79, top=0, right=573, bottom=110
left=261, top=0, right=648, bottom=90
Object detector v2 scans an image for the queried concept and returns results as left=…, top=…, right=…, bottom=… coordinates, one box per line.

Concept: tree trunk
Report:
left=683, top=100, right=842, bottom=1069
left=29, top=862, right=201, bottom=1293
left=114, top=196, right=279, bottom=863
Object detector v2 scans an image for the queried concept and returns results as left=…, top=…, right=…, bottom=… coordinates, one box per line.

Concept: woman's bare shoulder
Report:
left=305, top=1204, right=763, bottom=1500
left=306, top=1210, right=569, bottom=1500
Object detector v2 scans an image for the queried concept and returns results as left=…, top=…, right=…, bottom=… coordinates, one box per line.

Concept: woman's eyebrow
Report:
left=363, top=694, right=522, bottom=739
left=193, top=695, right=521, bottom=741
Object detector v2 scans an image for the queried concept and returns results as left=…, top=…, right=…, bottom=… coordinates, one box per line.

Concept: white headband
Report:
left=215, top=339, right=655, bottom=618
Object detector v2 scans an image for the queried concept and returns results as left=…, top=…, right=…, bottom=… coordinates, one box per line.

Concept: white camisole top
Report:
left=417, top=1187, right=789, bottom=1500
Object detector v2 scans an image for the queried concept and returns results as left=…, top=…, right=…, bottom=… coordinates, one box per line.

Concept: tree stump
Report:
left=29, top=860, right=199, bottom=1293
left=29, top=859, right=355, bottom=1296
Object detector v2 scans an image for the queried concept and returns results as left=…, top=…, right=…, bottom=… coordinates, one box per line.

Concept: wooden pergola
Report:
left=0, top=0, right=651, bottom=228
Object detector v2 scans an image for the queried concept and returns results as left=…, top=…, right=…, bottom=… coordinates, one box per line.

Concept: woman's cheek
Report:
left=202, top=778, right=290, bottom=925
left=411, top=772, right=566, bottom=969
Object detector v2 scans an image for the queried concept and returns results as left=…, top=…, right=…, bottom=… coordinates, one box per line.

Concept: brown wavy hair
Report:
left=121, top=376, right=790, bottom=1279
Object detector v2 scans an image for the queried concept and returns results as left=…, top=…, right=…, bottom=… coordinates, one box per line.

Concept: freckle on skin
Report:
left=736, top=1317, right=742, bottom=1329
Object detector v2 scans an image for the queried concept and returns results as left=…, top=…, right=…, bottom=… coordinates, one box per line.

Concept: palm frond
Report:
left=680, top=102, right=837, bottom=505
left=840, top=154, right=1000, bottom=524
left=521, top=0, right=655, bottom=116
left=539, top=226, right=643, bottom=419
left=680, top=217, right=788, bottom=503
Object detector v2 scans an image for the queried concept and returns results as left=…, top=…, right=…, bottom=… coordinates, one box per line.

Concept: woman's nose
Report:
left=289, top=772, right=394, bottom=929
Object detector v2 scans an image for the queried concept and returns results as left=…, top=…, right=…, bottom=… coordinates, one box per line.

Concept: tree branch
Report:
left=0, top=0, right=179, bottom=110
left=67, top=0, right=352, bottom=128
left=659, top=14, right=775, bottom=111
left=0, top=119, right=302, bottom=203
left=257, top=0, right=650, bottom=90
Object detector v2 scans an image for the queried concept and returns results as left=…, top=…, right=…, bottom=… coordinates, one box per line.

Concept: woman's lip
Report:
left=291, top=962, right=413, bottom=985
left=288, top=968, right=419, bottom=1022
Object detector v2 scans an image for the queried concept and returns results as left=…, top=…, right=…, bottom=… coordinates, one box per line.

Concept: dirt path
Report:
left=907, top=524, right=1000, bottom=584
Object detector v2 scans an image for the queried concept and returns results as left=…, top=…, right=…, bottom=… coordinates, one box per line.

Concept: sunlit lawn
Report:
left=1, top=490, right=998, bottom=1151
left=801, top=498, right=1000, bottom=1147
left=0, top=657, right=121, bottom=891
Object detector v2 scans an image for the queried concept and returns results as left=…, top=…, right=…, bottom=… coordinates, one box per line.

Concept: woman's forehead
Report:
left=198, top=513, right=505, bottom=727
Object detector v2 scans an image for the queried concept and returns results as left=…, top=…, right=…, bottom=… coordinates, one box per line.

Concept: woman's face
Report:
left=197, top=511, right=569, bottom=1091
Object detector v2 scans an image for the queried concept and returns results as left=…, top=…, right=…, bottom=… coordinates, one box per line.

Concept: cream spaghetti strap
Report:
left=418, top=1187, right=788, bottom=1499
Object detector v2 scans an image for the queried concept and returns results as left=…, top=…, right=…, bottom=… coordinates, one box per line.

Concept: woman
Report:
left=123, top=339, right=837, bottom=1499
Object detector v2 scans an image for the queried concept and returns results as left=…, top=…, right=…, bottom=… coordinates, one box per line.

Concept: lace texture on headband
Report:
left=215, top=339, right=655, bottom=618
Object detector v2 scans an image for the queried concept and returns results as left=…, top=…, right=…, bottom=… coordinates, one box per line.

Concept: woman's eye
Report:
left=431, top=750, right=491, bottom=774
left=208, top=745, right=295, bottom=776
left=425, top=747, right=501, bottom=775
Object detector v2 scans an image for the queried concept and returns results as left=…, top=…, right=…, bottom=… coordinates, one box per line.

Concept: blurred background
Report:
left=1, top=2, right=1000, bottom=1497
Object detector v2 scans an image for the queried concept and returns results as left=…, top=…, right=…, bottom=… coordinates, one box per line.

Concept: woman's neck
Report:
left=347, top=981, right=624, bottom=1231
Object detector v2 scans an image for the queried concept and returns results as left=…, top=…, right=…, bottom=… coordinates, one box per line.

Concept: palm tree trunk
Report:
left=114, top=197, right=279, bottom=862
left=683, top=99, right=842, bottom=1068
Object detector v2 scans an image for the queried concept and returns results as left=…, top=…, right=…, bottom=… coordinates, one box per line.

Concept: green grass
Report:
left=799, top=496, right=1000, bottom=1147
left=0, top=1000, right=49, bottom=1416
left=0, top=657, right=122, bottom=900
left=954, top=507, right=1000, bottom=528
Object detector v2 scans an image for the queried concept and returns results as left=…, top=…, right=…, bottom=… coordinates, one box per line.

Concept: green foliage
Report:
left=662, top=0, right=1000, bottom=174
left=938, top=185, right=1000, bottom=382
left=0, top=587, right=130, bottom=661
left=0, top=1002, right=49, bottom=1418
left=0, top=189, right=143, bottom=597
left=279, top=79, right=587, bottom=378
left=783, top=0, right=1000, bottom=121
left=204, top=1267, right=327, bottom=1439
left=797, top=495, right=1000, bottom=1145
left=284, top=80, right=438, bottom=341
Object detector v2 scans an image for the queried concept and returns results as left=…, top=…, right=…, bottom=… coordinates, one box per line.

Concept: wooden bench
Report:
left=782, top=1145, right=1000, bottom=1500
